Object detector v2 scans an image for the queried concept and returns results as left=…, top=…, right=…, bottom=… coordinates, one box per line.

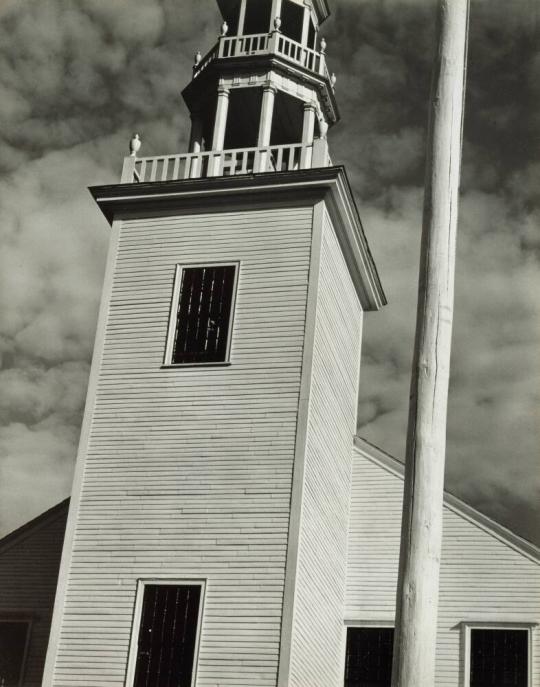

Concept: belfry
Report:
left=43, top=1, right=386, bottom=685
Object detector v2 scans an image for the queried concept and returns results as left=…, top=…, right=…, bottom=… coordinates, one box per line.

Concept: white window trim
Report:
left=124, top=578, right=206, bottom=687
left=163, top=262, right=240, bottom=367
left=460, top=621, right=537, bottom=687
left=0, top=616, right=33, bottom=687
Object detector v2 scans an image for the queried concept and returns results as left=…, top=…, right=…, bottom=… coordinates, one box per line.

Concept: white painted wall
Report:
left=346, top=442, right=540, bottom=686
left=286, top=208, right=364, bottom=687
left=49, top=203, right=315, bottom=686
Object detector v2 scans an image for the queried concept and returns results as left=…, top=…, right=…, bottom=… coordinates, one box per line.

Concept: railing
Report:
left=220, top=33, right=270, bottom=58
left=122, top=142, right=326, bottom=183
left=193, top=32, right=330, bottom=82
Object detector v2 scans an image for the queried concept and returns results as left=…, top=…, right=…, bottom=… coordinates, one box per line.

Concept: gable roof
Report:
left=353, top=436, right=540, bottom=564
left=0, top=499, right=70, bottom=556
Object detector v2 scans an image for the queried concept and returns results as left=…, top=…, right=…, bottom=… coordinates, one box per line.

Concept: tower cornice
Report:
left=183, top=53, right=339, bottom=126
left=90, top=167, right=386, bottom=311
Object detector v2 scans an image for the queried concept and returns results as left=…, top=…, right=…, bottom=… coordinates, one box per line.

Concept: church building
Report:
left=0, top=1, right=538, bottom=686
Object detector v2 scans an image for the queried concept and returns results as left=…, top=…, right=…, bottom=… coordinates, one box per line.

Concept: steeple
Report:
left=44, top=3, right=386, bottom=687
left=122, top=0, right=338, bottom=182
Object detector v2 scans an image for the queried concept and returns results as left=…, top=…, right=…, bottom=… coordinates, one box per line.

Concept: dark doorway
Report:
left=344, top=627, right=394, bottom=687
left=133, top=585, right=202, bottom=687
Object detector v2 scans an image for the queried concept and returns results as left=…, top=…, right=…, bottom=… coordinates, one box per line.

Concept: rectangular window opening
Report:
left=470, top=628, right=529, bottom=687
left=345, top=627, right=394, bottom=687
left=243, top=0, right=272, bottom=34
left=167, top=264, right=238, bottom=366
left=133, top=584, right=202, bottom=687
left=0, top=620, right=30, bottom=687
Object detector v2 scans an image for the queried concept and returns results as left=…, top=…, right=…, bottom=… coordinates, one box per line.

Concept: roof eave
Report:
left=89, top=166, right=386, bottom=312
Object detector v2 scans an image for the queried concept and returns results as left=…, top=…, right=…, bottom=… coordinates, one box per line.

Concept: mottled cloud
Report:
left=0, top=0, right=538, bottom=543
left=325, top=0, right=540, bottom=542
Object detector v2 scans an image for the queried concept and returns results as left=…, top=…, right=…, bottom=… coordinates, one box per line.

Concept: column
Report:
left=257, top=84, right=277, bottom=172
left=300, top=103, right=316, bottom=168
left=210, top=87, right=230, bottom=176
left=301, top=6, right=311, bottom=47
left=237, top=0, right=247, bottom=35
left=271, top=0, right=283, bottom=27
left=188, top=114, right=203, bottom=178
left=189, top=114, right=203, bottom=153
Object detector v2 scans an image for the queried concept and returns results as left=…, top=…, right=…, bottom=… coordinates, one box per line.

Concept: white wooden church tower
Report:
left=44, top=1, right=386, bottom=685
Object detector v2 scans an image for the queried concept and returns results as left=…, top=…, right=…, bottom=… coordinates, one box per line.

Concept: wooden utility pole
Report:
left=391, top=1, right=470, bottom=686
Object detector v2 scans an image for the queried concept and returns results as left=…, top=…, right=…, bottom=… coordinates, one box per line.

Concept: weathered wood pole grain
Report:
left=391, top=1, right=470, bottom=686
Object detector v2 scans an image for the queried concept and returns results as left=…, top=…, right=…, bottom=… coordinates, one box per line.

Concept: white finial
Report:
left=129, top=133, right=141, bottom=158
left=221, top=21, right=229, bottom=36
left=320, top=37, right=327, bottom=54
left=274, top=16, right=282, bottom=31
left=194, top=50, right=202, bottom=66
left=330, top=72, right=337, bottom=88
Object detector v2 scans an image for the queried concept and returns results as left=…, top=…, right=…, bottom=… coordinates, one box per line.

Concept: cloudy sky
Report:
left=0, top=0, right=538, bottom=544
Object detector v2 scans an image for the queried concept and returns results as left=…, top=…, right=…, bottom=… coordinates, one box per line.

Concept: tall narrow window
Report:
left=0, top=620, right=30, bottom=687
left=345, top=627, right=394, bottom=687
left=168, top=264, right=237, bottom=365
left=133, top=585, right=202, bottom=687
left=470, top=629, right=528, bottom=687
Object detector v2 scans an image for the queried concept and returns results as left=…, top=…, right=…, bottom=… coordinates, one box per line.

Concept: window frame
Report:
left=461, top=622, right=537, bottom=687
left=342, top=622, right=395, bottom=687
left=163, top=262, right=240, bottom=368
left=124, top=579, right=206, bottom=687
left=0, top=616, right=32, bottom=687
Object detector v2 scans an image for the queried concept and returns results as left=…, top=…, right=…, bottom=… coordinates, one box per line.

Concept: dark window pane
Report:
left=471, top=629, right=528, bottom=687
left=172, top=266, right=236, bottom=365
left=281, top=0, right=304, bottom=43
left=345, top=628, right=393, bottom=687
left=134, top=585, right=202, bottom=687
left=0, top=621, right=29, bottom=687
left=243, top=0, right=272, bottom=34
left=307, top=18, right=316, bottom=50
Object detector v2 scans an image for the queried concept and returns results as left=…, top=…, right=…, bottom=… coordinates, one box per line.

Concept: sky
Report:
left=0, top=0, right=538, bottom=544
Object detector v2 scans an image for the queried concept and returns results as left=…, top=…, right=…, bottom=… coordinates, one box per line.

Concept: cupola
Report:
left=123, top=0, right=338, bottom=182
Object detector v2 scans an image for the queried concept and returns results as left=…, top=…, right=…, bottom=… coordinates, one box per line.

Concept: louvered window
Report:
left=470, top=629, right=528, bottom=687
left=169, top=265, right=237, bottom=365
left=0, top=620, right=30, bottom=687
left=344, top=627, right=394, bottom=687
left=133, top=585, right=202, bottom=687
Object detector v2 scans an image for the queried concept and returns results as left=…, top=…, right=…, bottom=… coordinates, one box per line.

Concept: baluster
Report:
left=276, top=146, right=284, bottom=171
left=171, top=156, right=180, bottom=180
left=139, top=160, right=147, bottom=182
left=149, top=159, right=158, bottom=181
left=161, top=157, right=169, bottom=181
left=240, top=150, right=248, bottom=174
left=286, top=146, right=294, bottom=171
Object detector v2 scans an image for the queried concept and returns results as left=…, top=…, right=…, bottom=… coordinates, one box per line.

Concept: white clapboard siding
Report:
left=346, top=441, right=540, bottom=686
left=0, top=502, right=68, bottom=687
left=288, top=209, right=364, bottom=686
left=51, top=205, right=315, bottom=687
